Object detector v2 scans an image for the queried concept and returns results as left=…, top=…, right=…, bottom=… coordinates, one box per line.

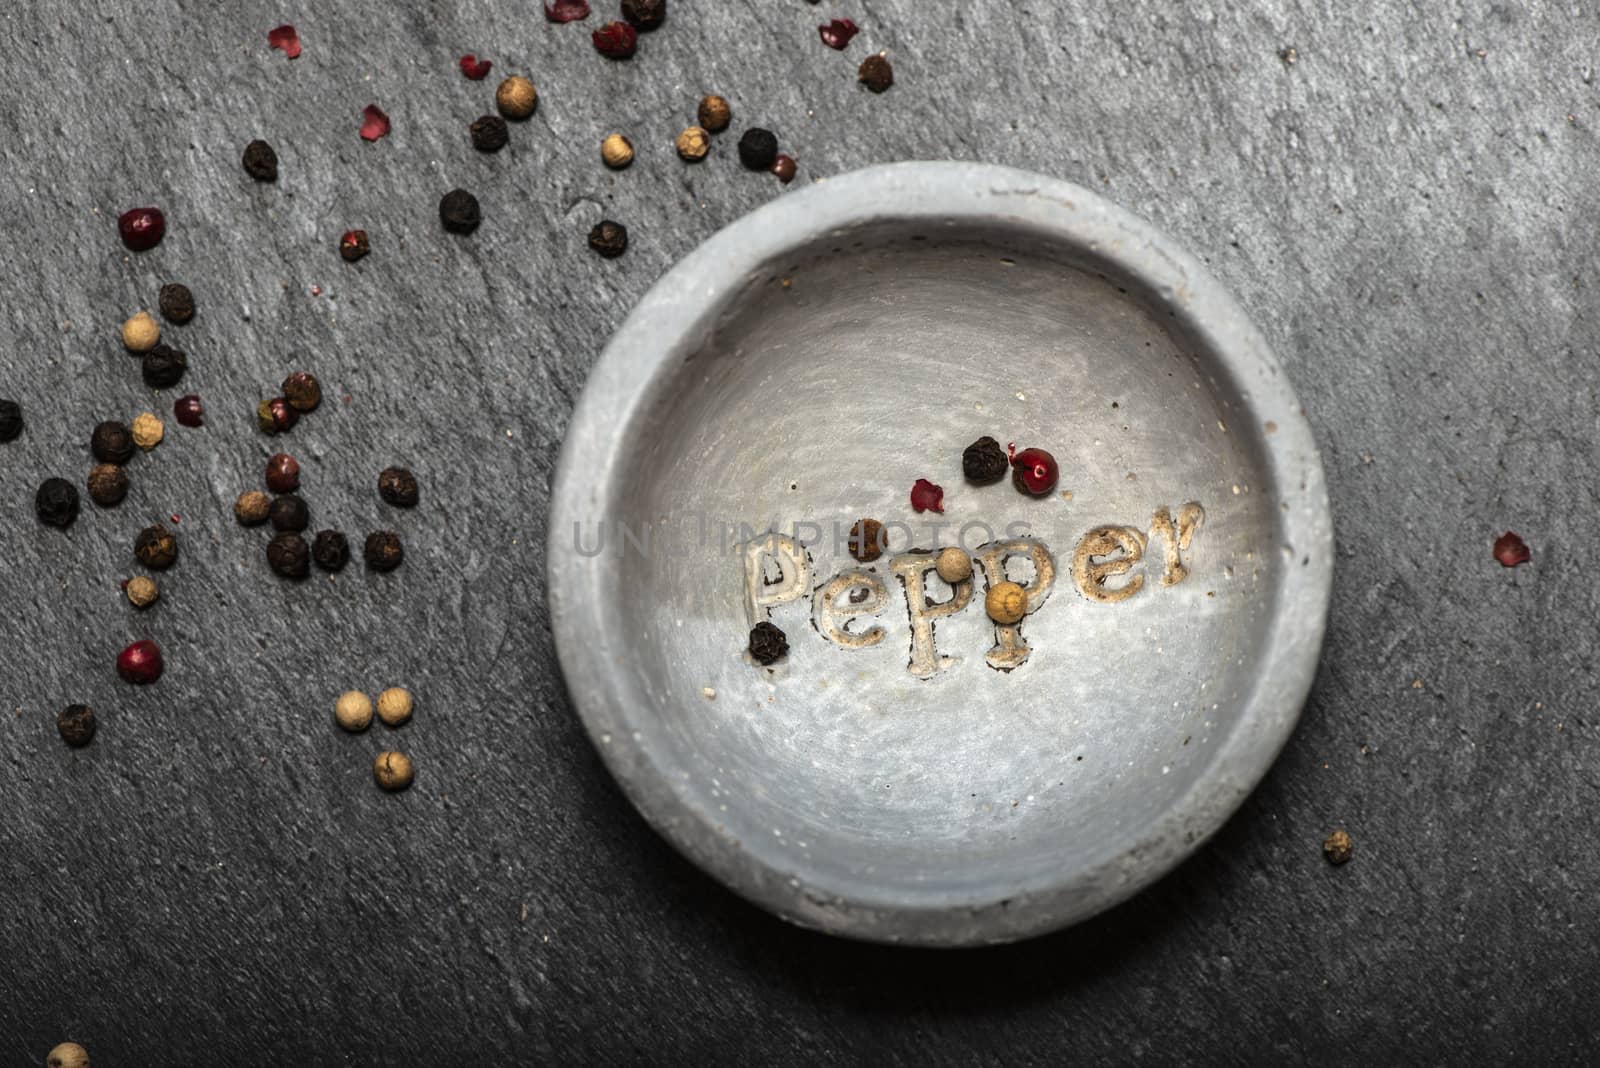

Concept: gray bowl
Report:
left=548, top=162, right=1332, bottom=946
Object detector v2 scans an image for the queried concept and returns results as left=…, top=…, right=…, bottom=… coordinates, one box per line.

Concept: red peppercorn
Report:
left=265, top=453, right=301, bottom=493
left=592, top=20, right=637, bottom=58
left=116, top=639, right=164, bottom=684
left=1008, top=444, right=1059, bottom=496
left=257, top=397, right=299, bottom=435
left=772, top=154, right=798, bottom=183
left=118, top=207, right=166, bottom=252
left=339, top=229, right=370, bottom=262
left=173, top=395, right=204, bottom=427
left=910, top=478, right=945, bottom=514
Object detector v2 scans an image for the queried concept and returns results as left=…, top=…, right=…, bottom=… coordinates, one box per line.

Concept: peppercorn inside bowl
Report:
left=548, top=162, right=1333, bottom=947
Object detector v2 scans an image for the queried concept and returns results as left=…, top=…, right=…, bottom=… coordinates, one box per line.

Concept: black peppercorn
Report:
left=963, top=436, right=1009, bottom=485
left=242, top=139, right=279, bottom=181
left=267, top=531, right=311, bottom=579
left=312, top=529, right=350, bottom=571
left=281, top=371, right=322, bottom=412
left=621, top=0, right=666, bottom=30
left=257, top=397, right=299, bottom=434
left=57, top=704, right=96, bottom=747
left=142, top=344, right=187, bottom=388
left=270, top=493, right=310, bottom=532
left=588, top=220, right=628, bottom=259
left=377, top=467, right=419, bottom=508
left=737, top=128, right=779, bottom=171
left=748, top=621, right=788, bottom=665
left=858, top=53, right=894, bottom=93
left=36, top=478, right=79, bottom=528
left=91, top=420, right=135, bottom=465
left=87, top=463, right=129, bottom=507
left=364, top=530, right=404, bottom=572
left=470, top=115, right=509, bottom=153
left=440, top=189, right=481, bottom=234
left=159, top=282, right=195, bottom=323
left=0, top=399, right=22, bottom=443
left=134, top=524, right=178, bottom=570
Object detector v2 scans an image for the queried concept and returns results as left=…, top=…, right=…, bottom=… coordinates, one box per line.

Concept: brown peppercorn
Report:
left=377, top=466, right=419, bottom=507
left=1323, top=828, right=1354, bottom=865
left=859, top=53, right=894, bottom=93
left=985, top=580, right=1027, bottom=625
left=257, top=397, right=299, bottom=434
left=86, top=463, right=129, bottom=507
left=242, top=139, right=278, bottom=181
left=312, top=529, right=350, bottom=571
left=495, top=75, right=538, bottom=120
left=963, top=436, right=1009, bottom=484
left=601, top=133, right=635, bottom=169
left=377, top=687, right=414, bottom=726
left=134, top=524, right=178, bottom=570
left=588, top=220, right=628, bottom=259
left=234, top=490, right=272, bottom=526
left=336, top=690, right=373, bottom=732
left=130, top=411, right=163, bottom=450
left=772, top=154, right=798, bottom=183
left=265, top=453, right=300, bottom=493
left=935, top=547, right=973, bottom=584
left=56, top=706, right=96, bottom=748
left=470, top=114, right=510, bottom=152
left=697, top=94, right=731, bottom=133
left=121, top=310, right=160, bottom=353
left=126, top=575, right=159, bottom=609
left=848, top=518, right=884, bottom=562
left=621, top=0, right=666, bottom=30
left=364, top=530, right=405, bottom=571
left=267, top=531, right=311, bottom=579
left=748, top=621, right=788, bottom=665
left=158, top=283, right=195, bottom=323
left=91, top=420, right=135, bottom=465
left=281, top=371, right=322, bottom=412
left=270, top=493, right=310, bottom=532
left=374, top=750, right=415, bottom=791
left=675, top=125, right=710, bottom=162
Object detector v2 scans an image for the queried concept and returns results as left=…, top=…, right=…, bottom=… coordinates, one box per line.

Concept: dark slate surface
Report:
left=1, top=0, right=1594, bottom=1062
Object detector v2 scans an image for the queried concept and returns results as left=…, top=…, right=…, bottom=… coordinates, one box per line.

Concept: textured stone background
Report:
left=2, top=0, right=1596, bottom=1062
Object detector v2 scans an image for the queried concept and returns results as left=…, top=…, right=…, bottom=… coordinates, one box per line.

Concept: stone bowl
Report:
left=547, top=162, right=1332, bottom=946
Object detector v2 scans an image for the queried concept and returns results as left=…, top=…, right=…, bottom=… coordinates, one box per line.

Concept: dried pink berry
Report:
left=592, top=20, right=637, bottom=59
left=117, top=640, right=164, bottom=685
left=267, top=24, right=302, bottom=59
left=459, top=54, right=493, bottom=79
left=910, top=478, right=944, bottom=514
left=819, top=18, right=860, bottom=50
left=543, top=0, right=590, bottom=21
left=117, top=207, right=165, bottom=252
left=1493, top=531, right=1530, bottom=568
left=359, top=105, right=391, bottom=142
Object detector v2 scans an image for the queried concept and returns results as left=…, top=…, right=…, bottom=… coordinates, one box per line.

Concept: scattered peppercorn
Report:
left=1323, top=829, right=1354, bottom=865
left=130, top=411, right=163, bottom=450
left=339, top=229, right=370, bottom=262
left=265, top=453, right=300, bottom=493
left=910, top=477, right=945, bottom=513
left=234, top=490, right=272, bottom=526
left=372, top=467, right=416, bottom=508
left=159, top=282, right=195, bottom=324
left=859, top=53, right=895, bottom=93
left=336, top=690, right=373, bottom=731
left=738, top=128, right=779, bottom=171
left=142, top=343, right=187, bottom=388
left=0, top=399, right=21, bottom=442
left=592, top=20, right=637, bottom=58
left=675, top=126, right=710, bottom=161
left=242, top=139, right=279, bottom=181
left=377, top=687, right=414, bottom=726
left=257, top=397, right=299, bottom=434
left=281, top=371, right=322, bottom=412
left=126, top=574, right=159, bottom=609
left=588, top=220, right=628, bottom=258
left=963, top=436, right=1008, bottom=484
left=121, top=310, right=160, bottom=353
left=173, top=394, right=203, bottom=427
left=1010, top=445, right=1059, bottom=496
left=470, top=114, right=510, bottom=152
left=270, top=494, right=310, bottom=532
left=116, top=639, right=164, bottom=684
left=87, top=463, right=129, bottom=507
left=36, top=478, right=79, bottom=528
left=440, top=189, right=482, bottom=234
left=91, top=420, right=135, bottom=465
left=47, top=1043, right=91, bottom=1068
left=935, top=547, right=973, bottom=584
left=118, top=207, right=165, bottom=251
left=365, top=530, right=405, bottom=571
left=985, top=581, right=1028, bottom=625
left=621, top=0, right=666, bottom=30
left=849, top=518, right=884, bottom=562
left=134, top=524, right=178, bottom=570
left=267, top=532, right=311, bottom=578
left=374, top=750, right=415, bottom=791
left=312, top=529, right=350, bottom=571
left=748, top=621, right=788, bottom=665
left=772, top=154, right=798, bottom=183
left=818, top=17, right=860, bottom=50
left=57, top=705, right=97, bottom=748
left=601, top=133, right=634, bottom=169
left=495, top=76, right=538, bottom=119
left=697, top=94, right=732, bottom=133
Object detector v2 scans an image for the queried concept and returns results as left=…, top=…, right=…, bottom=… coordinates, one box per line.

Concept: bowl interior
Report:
left=587, top=217, right=1293, bottom=906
